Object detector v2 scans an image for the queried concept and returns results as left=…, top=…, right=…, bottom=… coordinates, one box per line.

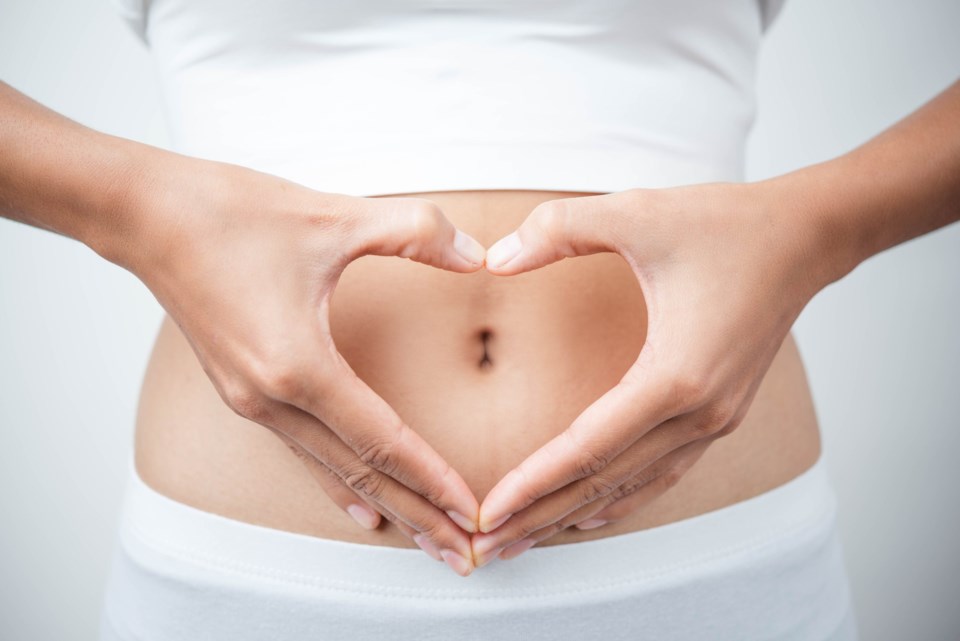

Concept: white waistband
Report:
left=116, top=452, right=837, bottom=599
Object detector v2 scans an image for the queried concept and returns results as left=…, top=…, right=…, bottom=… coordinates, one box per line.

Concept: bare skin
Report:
left=1, top=77, right=958, bottom=576
left=133, top=187, right=822, bottom=567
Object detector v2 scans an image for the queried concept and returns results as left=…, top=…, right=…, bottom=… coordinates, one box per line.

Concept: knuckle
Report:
left=342, top=465, right=388, bottom=501
left=358, top=438, right=395, bottom=473
left=664, top=371, right=709, bottom=412
left=578, top=472, right=621, bottom=506
left=511, top=517, right=546, bottom=541
left=694, top=399, right=735, bottom=436
left=574, top=447, right=610, bottom=480
left=610, top=477, right=645, bottom=502
left=224, top=384, right=272, bottom=422
left=717, top=404, right=748, bottom=437
left=415, top=519, right=448, bottom=543
left=409, top=200, right=445, bottom=239
left=530, top=200, right=567, bottom=241
left=243, top=353, right=309, bottom=403
left=355, top=425, right=403, bottom=475
left=260, top=366, right=306, bottom=403
left=542, top=520, right=568, bottom=538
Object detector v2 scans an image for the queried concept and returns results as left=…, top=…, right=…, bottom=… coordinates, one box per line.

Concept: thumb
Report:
left=356, top=197, right=485, bottom=272
left=485, top=194, right=624, bottom=275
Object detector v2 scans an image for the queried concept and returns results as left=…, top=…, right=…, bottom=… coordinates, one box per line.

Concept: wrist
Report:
left=87, top=140, right=213, bottom=276
left=79, top=135, right=171, bottom=270
left=752, top=159, right=866, bottom=297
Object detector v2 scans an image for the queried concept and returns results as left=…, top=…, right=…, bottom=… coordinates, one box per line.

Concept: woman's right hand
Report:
left=117, top=154, right=484, bottom=575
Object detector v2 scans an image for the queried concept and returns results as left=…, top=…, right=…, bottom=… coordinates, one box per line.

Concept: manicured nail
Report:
left=413, top=533, right=443, bottom=562
left=574, top=518, right=608, bottom=530
left=440, top=549, right=473, bottom=577
left=453, top=229, right=486, bottom=266
left=346, top=503, right=379, bottom=530
left=485, top=232, right=522, bottom=269
left=499, top=538, right=536, bottom=560
left=479, top=512, right=512, bottom=533
left=446, top=509, right=478, bottom=533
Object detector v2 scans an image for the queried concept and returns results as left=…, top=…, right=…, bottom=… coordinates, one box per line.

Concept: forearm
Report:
left=765, top=77, right=960, bottom=289
left=0, top=79, right=170, bottom=269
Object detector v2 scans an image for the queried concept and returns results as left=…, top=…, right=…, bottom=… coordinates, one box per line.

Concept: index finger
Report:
left=477, top=362, right=685, bottom=533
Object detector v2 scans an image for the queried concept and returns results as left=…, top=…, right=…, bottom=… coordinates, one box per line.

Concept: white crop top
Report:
left=110, top=0, right=787, bottom=197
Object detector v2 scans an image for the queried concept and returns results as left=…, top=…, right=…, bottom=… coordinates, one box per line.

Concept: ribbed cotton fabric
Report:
left=109, top=0, right=789, bottom=197
left=98, top=452, right=858, bottom=640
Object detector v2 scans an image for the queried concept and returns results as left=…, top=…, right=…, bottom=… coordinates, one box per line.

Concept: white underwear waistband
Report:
left=116, top=452, right=837, bottom=599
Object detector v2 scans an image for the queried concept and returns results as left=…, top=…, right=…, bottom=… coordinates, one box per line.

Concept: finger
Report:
left=477, top=361, right=689, bottom=533
left=268, top=420, right=446, bottom=562
left=269, top=441, right=439, bottom=560
left=272, top=339, right=481, bottom=534
left=267, top=427, right=383, bottom=531
left=470, top=414, right=695, bottom=566
left=483, top=440, right=709, bottom=566
left=266, top=399, right=476, bottom=575
left=532, top=393, right=744, bottom=535
left=372, top=502, right=446, bottom=563
left=310, top=363, right=481, bottom=533
left=351, top=196, right=485, bottom=271
left=484, top=193, right=629, bottom=274
left=575, top=440, right=711, bottom=527
left=500, top=451, right=704, bottom=561
left=276, top=458, right=446, bottom=565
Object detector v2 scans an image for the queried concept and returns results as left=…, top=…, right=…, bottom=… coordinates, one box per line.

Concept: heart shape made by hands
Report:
left=326, top=234, right=648, bottom=536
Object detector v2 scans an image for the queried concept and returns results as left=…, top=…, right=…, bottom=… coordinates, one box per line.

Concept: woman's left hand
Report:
left=470, top=180, right=842, bottom=567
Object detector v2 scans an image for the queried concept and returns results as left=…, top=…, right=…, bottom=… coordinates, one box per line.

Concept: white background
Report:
left=1, top=0, right=958, bottom=638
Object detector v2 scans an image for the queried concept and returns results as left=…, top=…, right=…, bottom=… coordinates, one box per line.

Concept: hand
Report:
left=124, top=156, right=486, bottom=575
left=470, top=181, right=831, bottom=566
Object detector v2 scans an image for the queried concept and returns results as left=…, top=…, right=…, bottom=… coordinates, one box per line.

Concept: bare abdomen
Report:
left=133, top=189, right=821, bottom=549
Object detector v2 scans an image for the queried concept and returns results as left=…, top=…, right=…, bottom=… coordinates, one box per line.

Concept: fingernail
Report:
left=440, top=549, right=473, bottom=577
left=413, top=533, right=443, bottom=562
left=446, top=509, right=478, bottom=533
left=574, top=518, right=607, bottom=530
left=453, top=229, right=486, bottom=266
left=470, top=531, right=500, bottom=560
left=479, top=512, right=512, bottom=533
left=499, top=538, right=536, bottom=560
left=485, top=232, right=522, bottom=269
left=475, top=545, right=506, bottom=568
left=346, top=503, right=379, bottom=530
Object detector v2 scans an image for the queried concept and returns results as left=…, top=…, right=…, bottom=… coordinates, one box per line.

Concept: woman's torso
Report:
left=134, top=188, right=821, bottom=550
